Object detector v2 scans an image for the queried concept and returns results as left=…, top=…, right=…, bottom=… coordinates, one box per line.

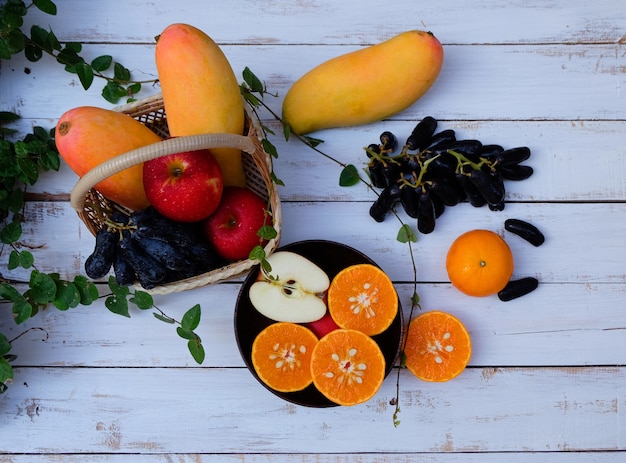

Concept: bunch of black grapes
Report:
left=84, top=207, right=224, bottom=289
left=366, top=116, right=533, bottom=234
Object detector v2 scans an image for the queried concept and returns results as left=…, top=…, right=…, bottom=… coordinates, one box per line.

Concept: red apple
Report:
left=143, top=149, right=223, bottom=222
left=305, top=312, right=339, bottom=338
left=202, top=186, right=268, bottom=261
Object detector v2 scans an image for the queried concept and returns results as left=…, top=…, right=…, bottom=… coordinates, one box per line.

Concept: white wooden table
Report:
left=1, top=1, right=625, bottom=461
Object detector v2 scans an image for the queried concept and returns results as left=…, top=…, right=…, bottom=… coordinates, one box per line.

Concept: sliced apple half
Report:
left=249, top=251, right=330, bottom=323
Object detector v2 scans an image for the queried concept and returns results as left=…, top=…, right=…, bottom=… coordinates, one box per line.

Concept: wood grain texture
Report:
left=1, top=0, right=625, bottom=461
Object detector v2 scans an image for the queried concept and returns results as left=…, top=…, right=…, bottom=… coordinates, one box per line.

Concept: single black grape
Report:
left=84, top=228, right=119, bottom=279
left=368, top=160, right=388, bottom=188
left=500, top=164, right=534, bottom=181
left=445, top=139, right=484, bottom=161
left=369, top=183, right=401, bottom=222
left=118, top=235, right=167, bottom=289
left=132, top=236, right=189, bottom=272
left=429, top=176, right=465, bottom=206
left=468, top=169, right=505, bottom=207
left=495, top=146, right=531, bottom=166
left=455, top=172, right=487, bottom=207
left=416, top=188, right=436, bottom=234
left=400, top=185, right=420, bottom=218
left=498, top=277, right=539, bottom=302
left=379, top=131, right=397, bottom=151
left=422, top=129, right=456, bottom=152
left=112, top=251, right=136, bottom=286
left=505, top=218, right=545, bottom=246
left=406, top=116, right=437, bottom=151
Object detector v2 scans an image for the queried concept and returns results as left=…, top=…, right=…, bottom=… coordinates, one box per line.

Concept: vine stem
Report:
left=245, top=86, right=421, bottom=426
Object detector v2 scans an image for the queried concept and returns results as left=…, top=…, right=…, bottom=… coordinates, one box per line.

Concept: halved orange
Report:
left=310, top=329, right=386, bottom=406
left=251, top=322, right=319, bottom=393
left=327, top=263, right=398, bottom=336
left=446, top=229, right=514, bottom=297
left=403, top=310, right=472, bottom=382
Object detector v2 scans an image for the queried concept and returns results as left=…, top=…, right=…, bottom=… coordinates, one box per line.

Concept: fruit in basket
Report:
left=251, top=322, right=319, bottom=393
left=55, top=106, right=161, bottom=210
left=143, top=149, right=223, bottom=222
left=249, top=251, right=329, bottom=323
left=282, top=30, right=444, bottom=135
left=202, top=186, right=269, bottom=261
left=155, top=23, right=246, bottom=187
left=310, top=329, right=385, bottom=406
left=84, top=228, right=120, bottom=279
left=327, top=263, right=398, bottom=336
left=403, top=310, right=472, bottom=382
left=446, top=229, right=514, bottom=297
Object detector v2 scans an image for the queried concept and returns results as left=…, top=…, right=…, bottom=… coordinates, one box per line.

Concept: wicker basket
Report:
left=69, top=93, right=282, bottom=295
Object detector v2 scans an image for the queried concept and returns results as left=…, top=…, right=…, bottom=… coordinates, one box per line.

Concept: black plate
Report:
left=234, top=240, right=404, bottom=407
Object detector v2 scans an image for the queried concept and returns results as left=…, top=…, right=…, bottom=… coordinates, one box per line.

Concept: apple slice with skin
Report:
left=249, top=251, right=329, bottom=323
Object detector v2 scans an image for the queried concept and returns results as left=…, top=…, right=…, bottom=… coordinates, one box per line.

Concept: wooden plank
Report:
left=3, top=280, right=626, bottom=368
left=1, top=367, right=625, bottom=453
left=3, top=43, right=625, bottom=121
left=19, top=0, right=626, bottom=45
left=2, top=453, right=623, bottom=463
left=6, top=201, right=625, bottom=284
left=12, top=119, right=626, bottom=203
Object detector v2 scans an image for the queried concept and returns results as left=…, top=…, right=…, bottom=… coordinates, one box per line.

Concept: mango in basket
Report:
left=282, top=30, right=444, bottom=135
left=155, top=23, right=246, bottom=187
left=56, top=106, right=161, bottom=211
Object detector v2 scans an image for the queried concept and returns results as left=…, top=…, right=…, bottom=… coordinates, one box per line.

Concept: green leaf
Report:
left=0, top=358, right=13, bottom=385
left=261, top=138, right=278, bottom=159
left=0, top=333, right=11, bottom=356
left=17, top=156, right=39, bottom=184
left=411, top=292, right=421, bottom=306
left=397, top=224, right=417, bottom=243
left=3, top=29, right=26, bottom=55
left=176, top=327, right=197, bottom=341
left=242, top=67, right=264, bottom=93
left=1, top=220, right=22, bottom=244
left=24, top=41, right=42, bottom=61
left=181, top=304, right=201, bottom=331
left=52, top=280, right=80, bottom=311
left=33, top=0, right=57, bottom=15
left=0, top=112, right=20, bottom=124
left=105, top=293, right=130, bottom=318
left=113, top=62, right=131, bottom=82
left=0, top=282, right=22, bottom=302
left=129, top=290, right=153, bottom=310
left=187, top=339, right=205, bottom=364
left=90, top=55, right=112, bottom=72
left=101, top=81, right=128, bottom=104
left=283, top=123, right=291, bottom=141
left=8, top=249, right=32, bottom=270
left=339, top=164, right=360, bottom=186
left=153, top=312, right=175, bottom=324
left=257, top=224, right=277, bottom=240
left=12, top=298, right=33, bottom=324
left=107, top=275, right=130, bottom=298
left=28, top=270, right=57, bottom=304
left=248, top=245, right=266, bottom=262
left=75, top=62, right=94, bottom=90
left=74, top=275, right=99, bottom=305
left=303, top=135, right=324, bottom=148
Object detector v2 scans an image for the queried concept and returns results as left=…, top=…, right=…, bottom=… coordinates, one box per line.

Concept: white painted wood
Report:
left=1, top=0, right=625, bottom=461
left=1, top=367, right=625, bottom=453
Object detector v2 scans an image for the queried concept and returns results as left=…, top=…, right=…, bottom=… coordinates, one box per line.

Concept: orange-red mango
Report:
left=282, top=30, right=444, bottom=135
left=55, top=106, right=161, bottom=210
left=155, top=23, right=246, bottom=187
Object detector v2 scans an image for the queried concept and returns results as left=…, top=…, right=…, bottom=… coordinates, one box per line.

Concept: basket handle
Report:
left=70, top=132, right=257, bottom=212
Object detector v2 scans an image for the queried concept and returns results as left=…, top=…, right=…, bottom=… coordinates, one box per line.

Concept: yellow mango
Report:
left=155, top=23, right=246, bottom=187
left=282, top=30, right=444, bottom=135
left=55, top=106, right=161, bottom=211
